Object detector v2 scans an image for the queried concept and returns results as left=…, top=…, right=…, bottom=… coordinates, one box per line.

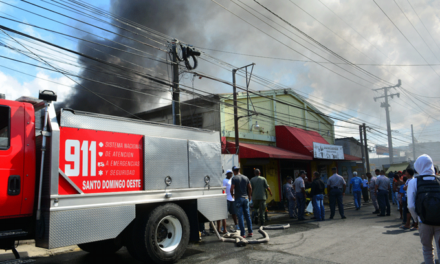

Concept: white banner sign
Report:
left=313, top=142, right=344, bottom=160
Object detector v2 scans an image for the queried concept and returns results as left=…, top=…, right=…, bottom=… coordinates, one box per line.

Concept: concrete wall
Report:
left=136, top=95, right=221, bottom=130
left=335, top=138, right=363, bottom=158
left=136, top=90, right=335, bottom=147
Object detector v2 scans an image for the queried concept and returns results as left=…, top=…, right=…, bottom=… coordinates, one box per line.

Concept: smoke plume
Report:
left=63, top=0, right=217, bottom=116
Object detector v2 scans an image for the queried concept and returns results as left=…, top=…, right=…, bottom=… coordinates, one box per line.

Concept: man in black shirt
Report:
left=311, top=171, right=326, bottom=221
left=230, top=166, right=253, bottom=238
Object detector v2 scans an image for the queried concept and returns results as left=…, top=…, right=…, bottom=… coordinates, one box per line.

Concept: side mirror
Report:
left=38, top=90, right=57, bottom=102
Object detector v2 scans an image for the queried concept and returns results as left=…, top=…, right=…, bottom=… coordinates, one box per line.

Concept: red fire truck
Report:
left=0, top=90, right=226, bottom=263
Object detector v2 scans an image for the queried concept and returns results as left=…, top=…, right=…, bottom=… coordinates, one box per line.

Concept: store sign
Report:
left=59, top=127, right=143, bottom=194
left=313, top=142, right=344, bottom=160
left=376, top=144, right=389, bottom=155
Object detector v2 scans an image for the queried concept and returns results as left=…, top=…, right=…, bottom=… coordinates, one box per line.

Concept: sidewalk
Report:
left=266, top=194, right=364, bottom=218
left=0, top=242, right=79, bottom=261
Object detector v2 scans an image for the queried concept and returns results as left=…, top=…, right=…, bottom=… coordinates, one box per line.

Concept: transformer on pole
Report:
left=373, top=80, right=401, bottom=164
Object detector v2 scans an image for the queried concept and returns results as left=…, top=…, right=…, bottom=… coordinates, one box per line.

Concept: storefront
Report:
left=224, top=141, right=312, bottom=203
left=222, top=126, right=362, bottom=203
left=275, top=125, right=361, bottom=189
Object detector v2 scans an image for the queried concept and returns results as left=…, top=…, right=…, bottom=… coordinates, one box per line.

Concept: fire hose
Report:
left=210, top=222, right=290, bottom=246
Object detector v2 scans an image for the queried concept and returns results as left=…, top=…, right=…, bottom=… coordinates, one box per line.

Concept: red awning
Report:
left=275, top=126, right=329, bottom=156
left=226, top=141, right=312, bottom=160
left=275, top=126, right=361, bottom=161
left=344, top=154, right=362, bottom=161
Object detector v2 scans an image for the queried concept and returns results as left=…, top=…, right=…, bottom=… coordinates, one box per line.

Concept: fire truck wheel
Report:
left=77, top=238, right=122, bottom=254
left=134, top=203, right=190, bottom=264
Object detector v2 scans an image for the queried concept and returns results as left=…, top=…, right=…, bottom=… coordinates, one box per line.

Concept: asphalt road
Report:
left=4, top=202, right=431, bottom=264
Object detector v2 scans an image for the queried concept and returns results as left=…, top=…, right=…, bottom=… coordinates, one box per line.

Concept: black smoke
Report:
left=62, top=0, right=217, bottom=116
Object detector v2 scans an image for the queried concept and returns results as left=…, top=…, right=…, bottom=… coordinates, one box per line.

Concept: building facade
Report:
left=137, top=89, right=359, bottom=203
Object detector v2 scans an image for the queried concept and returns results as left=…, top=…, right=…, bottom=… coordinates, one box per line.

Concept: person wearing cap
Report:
left=230, top=165, right=253, bottom=238
left=283, top=176, right=297, bottom=219
left=367, top=172, right=380, bottom=214
left=293, top=171, right=307, bottom=221
left=375, top=169, right=391, bottom=216
left=217, top=169, right=238, bottom=233
left=327, top=167, right=347, bottom=219
left=349, top=171, right=363, bottom=210
left=250, top=169, right=272, bottom=226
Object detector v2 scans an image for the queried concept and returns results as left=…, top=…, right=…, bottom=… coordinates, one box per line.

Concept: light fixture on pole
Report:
left=250, top=121, right=260, bottom=131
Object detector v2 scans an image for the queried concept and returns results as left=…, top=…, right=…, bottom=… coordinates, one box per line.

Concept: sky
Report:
left=1, top=0, right=440, bottom=153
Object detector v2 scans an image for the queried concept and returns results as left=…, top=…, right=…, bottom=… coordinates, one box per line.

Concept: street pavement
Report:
left=0, top=201, right=433, bottom=264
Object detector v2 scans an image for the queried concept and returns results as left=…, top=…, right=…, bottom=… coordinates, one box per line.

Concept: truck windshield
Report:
left=0, top=106, right=9, bottom=149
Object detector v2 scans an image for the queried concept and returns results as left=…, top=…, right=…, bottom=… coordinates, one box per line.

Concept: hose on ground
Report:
left=209, top=222, right=290, bottom=247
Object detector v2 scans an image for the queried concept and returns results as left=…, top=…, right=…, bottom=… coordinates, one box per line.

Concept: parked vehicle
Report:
left=0, top=90, right=226, bottom=263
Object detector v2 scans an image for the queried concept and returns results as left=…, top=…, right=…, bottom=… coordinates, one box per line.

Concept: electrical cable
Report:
left=56, top=0, right=422, bottom=138
left=42, top=0, right=168, bottom=46
left=0, top=27, right=143, bottom=119
left=392, top=0, right=440, bottom=63
left=0, top=24, right=171, bottom=86
left=211, top=0, right=382, bottom=89
left=55, top=0, right=436, bottom=138
left=372, top=0, right=440, bottom=79
left=193, top=47, right=440, bottom=66
left=16, top=0, right=168, bottom=52
left=0, top=0, right=422, bottom=144
left=0, top=15, right=172, bottom=64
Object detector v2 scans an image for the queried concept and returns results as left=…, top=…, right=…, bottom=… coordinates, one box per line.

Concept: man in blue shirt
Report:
left=350, top=171, right=363, bottom=210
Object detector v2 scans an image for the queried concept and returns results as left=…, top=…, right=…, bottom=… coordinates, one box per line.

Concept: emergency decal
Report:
left=59, top=127, right=143, bottom=194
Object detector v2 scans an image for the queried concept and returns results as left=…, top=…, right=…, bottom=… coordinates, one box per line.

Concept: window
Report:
left=0, top=106, right=10, bottom=150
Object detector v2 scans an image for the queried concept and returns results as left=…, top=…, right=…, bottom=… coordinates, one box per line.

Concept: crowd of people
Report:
left=212, top=155, right=439, bottom=264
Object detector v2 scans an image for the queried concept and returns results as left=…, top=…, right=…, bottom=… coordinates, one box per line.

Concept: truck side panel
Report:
left=47, top=205, right=134, bottom=249
left=37, top=108, right=226, bottom=249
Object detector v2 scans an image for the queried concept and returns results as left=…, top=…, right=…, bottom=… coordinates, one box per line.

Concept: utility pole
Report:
left=359, top=125, right=366, bottom=174
left=411, top=124, right=416, bottom=161
left=363, top=123, right=370, bottom=173
left=171, top=40, right=181, bottom=126
left=373, top=79, right=401, bottom=164
left=232, top=63, right=255, bottom=154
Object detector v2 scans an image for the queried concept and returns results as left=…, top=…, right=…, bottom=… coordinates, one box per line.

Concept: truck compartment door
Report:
left=0, top=104, right=25, bottom=218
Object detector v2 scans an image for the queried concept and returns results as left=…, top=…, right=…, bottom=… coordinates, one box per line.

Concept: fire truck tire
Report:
left=133, top=203, right=190, bottom=264
left=77, top=238, right=122, bottom=254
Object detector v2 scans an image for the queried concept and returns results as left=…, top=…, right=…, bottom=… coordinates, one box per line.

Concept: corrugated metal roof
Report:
left=386, top=163, right=409, bottom=173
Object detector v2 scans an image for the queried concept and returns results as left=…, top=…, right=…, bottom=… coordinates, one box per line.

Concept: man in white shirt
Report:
left=407, top=154, right=440, bottom=264
left=217, top=170, right=238, bottom=233
left=327, top=167, right=347, bottom=219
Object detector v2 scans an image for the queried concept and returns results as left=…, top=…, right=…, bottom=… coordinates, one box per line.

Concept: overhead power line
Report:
left=211, top=0, right=384, bottom=89
left=0, top=0, right=418, bottom=144
left=197, top=47, right=440, bottom=67
left=372, top=0, right=440, bottom=79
